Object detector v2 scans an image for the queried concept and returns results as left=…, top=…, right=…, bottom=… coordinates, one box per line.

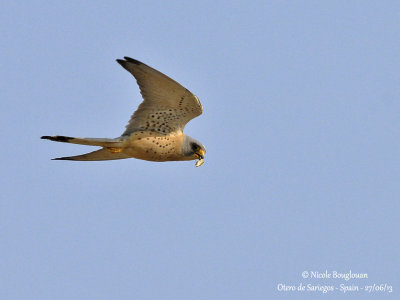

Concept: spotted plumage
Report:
left=41, top=57, right=206, bottom=167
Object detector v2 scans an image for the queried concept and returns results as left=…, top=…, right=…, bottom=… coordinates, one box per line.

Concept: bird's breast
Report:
left=121, top=132, right=187, bottom=162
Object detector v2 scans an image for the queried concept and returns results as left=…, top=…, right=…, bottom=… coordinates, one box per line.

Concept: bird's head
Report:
left=182, top=136, right=206, bottom=166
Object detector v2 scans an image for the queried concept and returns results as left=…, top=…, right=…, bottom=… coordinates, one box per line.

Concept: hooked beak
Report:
left=195, top=148, right=205, bottom=160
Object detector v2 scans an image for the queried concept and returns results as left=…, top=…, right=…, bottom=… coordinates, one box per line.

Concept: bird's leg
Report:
left=106, top=147, right=123, bottom=153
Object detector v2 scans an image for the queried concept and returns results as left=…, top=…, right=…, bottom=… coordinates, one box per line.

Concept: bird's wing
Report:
left=116, top=57, right=203, bottom=136
left=52, top=148, right=130, bottom=161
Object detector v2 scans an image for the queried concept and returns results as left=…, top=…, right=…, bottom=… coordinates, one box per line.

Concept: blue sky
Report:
left=2, top=1, right=399, bottom=299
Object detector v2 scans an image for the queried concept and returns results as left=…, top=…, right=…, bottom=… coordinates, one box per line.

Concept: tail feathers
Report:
left=41, top=135, right=124, bottom=147
left=52, top=148, right=131, bottom=161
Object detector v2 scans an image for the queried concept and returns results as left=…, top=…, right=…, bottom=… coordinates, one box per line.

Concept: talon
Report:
left=106, top=147, right=123, bottom=153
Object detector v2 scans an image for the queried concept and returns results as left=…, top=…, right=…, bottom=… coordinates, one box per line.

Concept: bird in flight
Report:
left=41, top=57, right=206, bottom=167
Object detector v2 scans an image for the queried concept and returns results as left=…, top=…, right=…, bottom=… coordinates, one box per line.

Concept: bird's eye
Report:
left=191, top=143, right=198, bottom=151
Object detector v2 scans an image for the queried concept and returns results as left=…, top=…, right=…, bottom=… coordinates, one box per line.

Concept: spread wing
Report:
left=116, top=57, right=203, bottom=136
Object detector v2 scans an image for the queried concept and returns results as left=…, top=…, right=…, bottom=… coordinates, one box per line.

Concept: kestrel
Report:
left=41, top=57, right=206, bottom=167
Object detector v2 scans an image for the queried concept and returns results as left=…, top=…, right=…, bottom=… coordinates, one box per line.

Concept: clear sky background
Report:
left=1, top=1, right=399, bottom=299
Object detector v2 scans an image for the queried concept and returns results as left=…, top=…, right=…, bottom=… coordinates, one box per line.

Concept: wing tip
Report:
left=116, top=56, right=142, bottom=65
left=52, top=157, right=74, bottom=161
left=123, top=57, right=141, bottom=65
left=41, top=135, right=73, bottom=142
left=116, top=57, right=143, bottom=69
left=116, top=59, right=125, bottom=65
